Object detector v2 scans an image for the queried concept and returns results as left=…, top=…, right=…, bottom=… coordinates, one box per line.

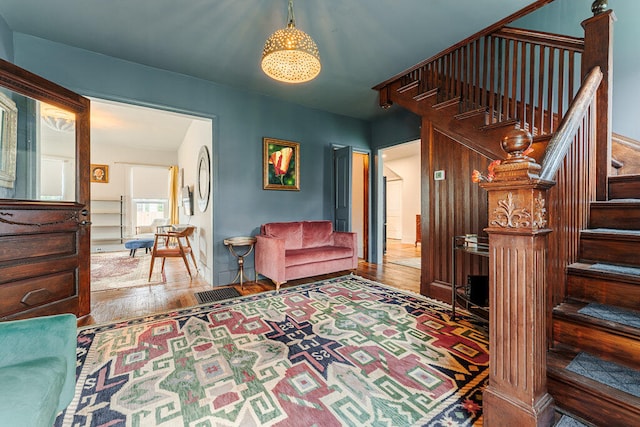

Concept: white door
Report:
left=386, top=179, right=403, bottom=240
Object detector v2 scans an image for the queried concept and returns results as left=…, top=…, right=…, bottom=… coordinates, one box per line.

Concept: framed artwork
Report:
left=263, top=137, right=300, bottom=191
left=90, top=164, right=109, bottom=183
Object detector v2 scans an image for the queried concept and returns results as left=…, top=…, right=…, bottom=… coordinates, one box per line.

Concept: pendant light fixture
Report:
left=261, top=0, right=321, bottom=84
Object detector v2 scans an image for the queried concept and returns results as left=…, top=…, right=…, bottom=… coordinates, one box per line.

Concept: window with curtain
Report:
left=130, top=166, right=170, bottom=230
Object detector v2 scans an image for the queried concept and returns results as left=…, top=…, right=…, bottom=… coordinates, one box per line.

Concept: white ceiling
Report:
left=0, top=0, right=535, bottom=121
left=90, top=98, right=205, bottom=151
left=383, top=140, right=420, bottom=162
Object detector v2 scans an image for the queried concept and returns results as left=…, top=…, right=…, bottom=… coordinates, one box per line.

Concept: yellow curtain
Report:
left=168, top=166, right=179, bottom=225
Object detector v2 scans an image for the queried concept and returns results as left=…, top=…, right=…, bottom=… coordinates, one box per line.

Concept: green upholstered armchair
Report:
left=0, top=313, right=77, bottom=427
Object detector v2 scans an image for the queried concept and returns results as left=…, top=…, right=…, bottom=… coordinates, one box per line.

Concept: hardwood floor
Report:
left=79, top=239, right=422, bottom=326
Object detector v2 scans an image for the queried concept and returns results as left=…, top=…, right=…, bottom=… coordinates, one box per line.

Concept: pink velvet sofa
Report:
left=255, top=220, right=357, bottom=291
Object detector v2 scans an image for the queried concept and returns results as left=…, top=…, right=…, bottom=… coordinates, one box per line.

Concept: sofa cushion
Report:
left=302, top=221, right=334, bottom=248
left=285, top=246, right=353, bottom=267
left=262, top=222, right=303, bottom=250
left=0, top=356, right=67, bottom=427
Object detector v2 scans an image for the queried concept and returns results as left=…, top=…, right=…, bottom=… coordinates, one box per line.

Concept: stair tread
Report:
left=583, top=228, right=640, bottom=236
left=555, top=415, right=590, bottom=427
left=567, top=352, right=640, bottom=398
left=592, top=199, right=640, bottom=205
left=578, top=302, right=640, bottom=328
left=554, top=302, right=640, bottom=339
left=548, top=348, right=640, bottom=407
left=547, top=348, right=640, bottom=402
left=568, top=262, right=640, bottom=283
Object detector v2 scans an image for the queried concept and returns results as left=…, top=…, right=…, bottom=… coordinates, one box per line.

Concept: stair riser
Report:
left=609, top=176, right=640, bottom=199
left=548, top=374, right=640, bottom=427
left=580, top=236, right=640, bottom=268
left=567, top=274, right=640, bottom=311
left=589, top=206, right=640, bottom=230
left=553, top=319, right=640, bottom=369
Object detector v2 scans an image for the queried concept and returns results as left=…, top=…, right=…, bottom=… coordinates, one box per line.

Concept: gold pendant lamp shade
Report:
left=261, top=0, right=321, bottom=84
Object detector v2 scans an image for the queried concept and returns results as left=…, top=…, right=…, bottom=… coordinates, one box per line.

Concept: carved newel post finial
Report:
left=591, top=0, right=608, bottom=15
left=501, top=128, right=533, bottom=164
left=491, top=128, right=541, bottom=182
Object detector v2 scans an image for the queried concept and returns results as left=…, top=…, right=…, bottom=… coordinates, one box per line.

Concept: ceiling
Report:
left=0, top=0, right=535, bottom=121
left=89, top=98, right=204, bottom=151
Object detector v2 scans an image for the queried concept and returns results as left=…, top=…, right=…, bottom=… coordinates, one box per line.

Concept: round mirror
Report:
left=196, top=145, right=210, bottom=212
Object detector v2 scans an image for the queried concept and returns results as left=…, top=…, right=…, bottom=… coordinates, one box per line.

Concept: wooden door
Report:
left=0, top=59, right=91, bottom=320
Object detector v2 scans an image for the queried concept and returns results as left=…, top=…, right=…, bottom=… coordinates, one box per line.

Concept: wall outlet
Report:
left=434, top=170, right=445, bottom=180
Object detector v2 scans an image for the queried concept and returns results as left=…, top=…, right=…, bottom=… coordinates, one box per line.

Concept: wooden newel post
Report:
left=480, top=129, right=555, bottom=426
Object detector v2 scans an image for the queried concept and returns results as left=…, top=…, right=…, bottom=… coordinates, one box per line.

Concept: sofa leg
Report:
left=275, top=281, right=286, bottom=292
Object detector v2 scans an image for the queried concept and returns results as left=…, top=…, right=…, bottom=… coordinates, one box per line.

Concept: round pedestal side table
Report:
left=223, top=236, right=257, bottom=288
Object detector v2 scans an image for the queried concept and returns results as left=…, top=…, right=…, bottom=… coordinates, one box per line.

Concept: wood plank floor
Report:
left=79, top=240, right=422, bottom=327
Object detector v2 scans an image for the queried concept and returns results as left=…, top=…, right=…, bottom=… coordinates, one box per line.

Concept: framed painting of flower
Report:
left=263, top=137, right=300, bottom=191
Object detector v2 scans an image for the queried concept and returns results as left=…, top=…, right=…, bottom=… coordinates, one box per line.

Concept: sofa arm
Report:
left=255, top=235, right=287, bottom=284
left=0, top=313, right=77, bottom=413
left=333, top=231, right=358, bottom=269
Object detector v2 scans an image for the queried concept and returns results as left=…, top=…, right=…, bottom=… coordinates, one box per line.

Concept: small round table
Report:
left=223, top=236, right=257, bottom=288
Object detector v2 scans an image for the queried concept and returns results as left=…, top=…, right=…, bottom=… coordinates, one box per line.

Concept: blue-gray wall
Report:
left=12, top=33, right=371, bottom=285
left=514, top=0, right=640, bottom=141
left=0, top=14, right=13, bottom=61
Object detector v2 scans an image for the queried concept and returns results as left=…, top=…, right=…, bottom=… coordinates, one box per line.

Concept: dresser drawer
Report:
left=0, top=271, right=76, bottom=318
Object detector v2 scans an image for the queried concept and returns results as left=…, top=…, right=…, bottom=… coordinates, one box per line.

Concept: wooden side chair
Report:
left=148, top=225, right=198, bottom=281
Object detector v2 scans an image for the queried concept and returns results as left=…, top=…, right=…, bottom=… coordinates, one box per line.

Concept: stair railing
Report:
left=398, top=29, right=583, bottom=134
left=543, top=66, right=602, bottom=311
left=540, top=66, right=602, bottom=181
left=375, top=9, right=584, bottom=137
left=477, top=65, right=602, bottom=426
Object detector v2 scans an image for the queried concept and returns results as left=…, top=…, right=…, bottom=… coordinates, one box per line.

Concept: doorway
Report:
left=381, top=140, right=421, bottom=262
left=334, top=146, right=369, bottom=261
left=89, top=98, right=214, bottom=292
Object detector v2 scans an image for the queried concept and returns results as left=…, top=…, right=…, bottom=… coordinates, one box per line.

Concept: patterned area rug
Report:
left=91, top=251, right=163, bottom=291
left=389, top=257, right=421, bottom=269
left=56, top=275, right=489, bottom=426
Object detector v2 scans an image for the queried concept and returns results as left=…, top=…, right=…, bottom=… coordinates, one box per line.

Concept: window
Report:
left=40, top=157, right=68, bottom=200
left=134, top=199, right=167, bottom=229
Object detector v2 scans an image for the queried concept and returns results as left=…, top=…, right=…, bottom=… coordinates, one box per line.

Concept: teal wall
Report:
left=514, top=0, right=640, bottom=141
left=0, top=14, right=13, bottom=61
left=12, top=33, right=372, bottom=285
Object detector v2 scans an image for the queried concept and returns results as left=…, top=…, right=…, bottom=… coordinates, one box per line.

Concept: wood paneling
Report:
left=421, top=119, right=490, bottom=299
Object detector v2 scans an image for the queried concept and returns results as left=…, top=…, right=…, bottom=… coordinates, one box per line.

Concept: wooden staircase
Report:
left=373, top=1, right=630, bottom=424
left=547, top=176, right=640, bottom=426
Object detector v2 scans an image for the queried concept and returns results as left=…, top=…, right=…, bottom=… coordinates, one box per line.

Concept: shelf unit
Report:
left=451, top=235, right=489, bottom=321
left=91, top=196, right=124, bottom=248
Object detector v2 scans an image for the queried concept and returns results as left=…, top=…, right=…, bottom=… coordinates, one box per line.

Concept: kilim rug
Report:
left=91, top=251, right=163, bottom=291
left=55, top=275, right=489, bottom=426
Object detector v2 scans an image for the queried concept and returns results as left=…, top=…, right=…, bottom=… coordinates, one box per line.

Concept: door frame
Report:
left=332, top=145, right=370, bottom=261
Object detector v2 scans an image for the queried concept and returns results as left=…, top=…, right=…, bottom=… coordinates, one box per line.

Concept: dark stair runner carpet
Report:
left=195, top=287, right=241, bottom=304
left=578, top=302, right=640, bottom=328
left=589, top=262, right=640, bottom=277
left=566, top=352, right=640, bottom=398
left=555, top=415, right=589, bottom=427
